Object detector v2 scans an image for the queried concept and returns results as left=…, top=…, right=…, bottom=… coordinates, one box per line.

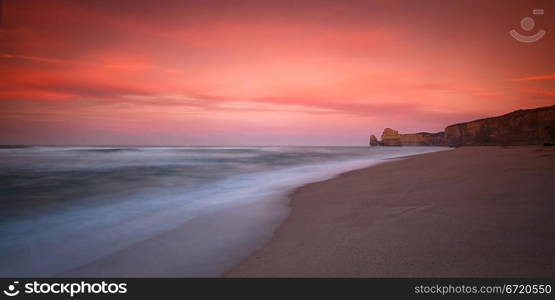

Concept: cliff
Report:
left=370, top=105, right=555, bottom=147
left=444, top=105, right=555, bottom=147
left=379, top=128, right=444, bottom=146
left=380, top=128, right=402, bottom=146
left=398, top=132, right=445, bottom=146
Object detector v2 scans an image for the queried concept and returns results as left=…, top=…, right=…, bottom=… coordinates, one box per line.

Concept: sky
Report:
left=1, top=0, right=554, bottom=146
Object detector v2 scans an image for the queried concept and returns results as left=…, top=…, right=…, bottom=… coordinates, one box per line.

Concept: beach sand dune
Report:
left=227, top=147, right=555, bottom=277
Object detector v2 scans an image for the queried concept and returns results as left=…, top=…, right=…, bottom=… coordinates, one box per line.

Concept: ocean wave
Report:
left=0, top=146, right=450, bottom=276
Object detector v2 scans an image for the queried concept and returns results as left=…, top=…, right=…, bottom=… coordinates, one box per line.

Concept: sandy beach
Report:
left=227, top=146, right=555, bottom=277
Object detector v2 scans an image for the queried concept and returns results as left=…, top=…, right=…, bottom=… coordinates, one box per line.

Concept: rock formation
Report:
left=372, top=105, right=555, bottom=147
left=380, top=128, right=402, bottom=146
left=398, top=132, right=445, bottom=146
left=379, top=128, right=444, bottom=146
left=369, top=134, right=379, bottom=146
left=444, top=105, right=555, bottom=147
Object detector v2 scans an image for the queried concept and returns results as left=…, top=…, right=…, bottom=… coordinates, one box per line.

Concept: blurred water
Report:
left=0, top=146, right=448, bottom=276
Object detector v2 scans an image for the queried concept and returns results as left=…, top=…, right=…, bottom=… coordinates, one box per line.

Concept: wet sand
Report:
left=227, top=146, right=555, bottom=277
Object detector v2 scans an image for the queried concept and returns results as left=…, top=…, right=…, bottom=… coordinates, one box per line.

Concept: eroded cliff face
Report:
left=379, top=128, right=444, bottom=146
left=380, top=128, right=402, bottom=146
left=371, top=105, right=555, bottom=147
left=444, top=105, right=555, bottom=147
left=399, top=132, right=445, bottom=146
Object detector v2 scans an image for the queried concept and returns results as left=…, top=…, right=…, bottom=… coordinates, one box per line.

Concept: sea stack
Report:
left=369, top=134, right=379, bottom=146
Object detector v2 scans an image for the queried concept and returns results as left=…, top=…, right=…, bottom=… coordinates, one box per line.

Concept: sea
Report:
left=0, top=146, right=448, bottom=277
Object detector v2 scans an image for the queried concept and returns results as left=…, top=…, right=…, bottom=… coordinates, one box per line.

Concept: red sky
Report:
left=1, top=0, right=554, bottom=146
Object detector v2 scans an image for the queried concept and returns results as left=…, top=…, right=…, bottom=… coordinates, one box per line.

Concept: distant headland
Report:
left=370, top=105, right=555, bottom=147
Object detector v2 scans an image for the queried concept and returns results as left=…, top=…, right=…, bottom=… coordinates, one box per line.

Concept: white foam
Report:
left=0, top=146, right=450, bottom=276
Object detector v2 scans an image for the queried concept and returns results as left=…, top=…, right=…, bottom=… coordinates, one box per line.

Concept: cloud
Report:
left=0, top=53, right=69, bottom=65
left=520, top=89, right=555, bottom=100
left=512, top=75, right=555, bottom=82
left=2, top=0, right=553, bottom=145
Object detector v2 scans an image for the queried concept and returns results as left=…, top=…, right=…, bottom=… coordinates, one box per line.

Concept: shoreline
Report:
left=58, top=147, right=445, bottom=277
left=226, top=146, right=555, bottom=277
